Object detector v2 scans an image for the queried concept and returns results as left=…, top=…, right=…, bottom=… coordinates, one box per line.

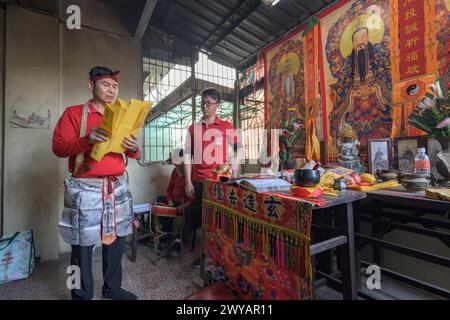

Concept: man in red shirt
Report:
left=52, top=66, right=138, bottom=300
left=184, top=88, right=241, bottom=266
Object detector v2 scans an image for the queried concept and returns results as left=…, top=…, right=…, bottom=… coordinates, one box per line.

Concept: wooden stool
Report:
left=152, top=204, right=184, bottom=258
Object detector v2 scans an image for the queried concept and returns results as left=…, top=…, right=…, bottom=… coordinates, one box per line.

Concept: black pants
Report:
left=70, top=236, right=125, bottom=300
left=191, top=181, right=204, bottom=231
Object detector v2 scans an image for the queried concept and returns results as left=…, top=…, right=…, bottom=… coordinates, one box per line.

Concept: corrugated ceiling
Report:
left=147, top=0, right=339, bottom=67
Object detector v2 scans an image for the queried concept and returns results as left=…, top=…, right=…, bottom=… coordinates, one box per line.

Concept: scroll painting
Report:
left=320, top=0, right=392, bottom=162
left=264, top=29, right=306, bottom=158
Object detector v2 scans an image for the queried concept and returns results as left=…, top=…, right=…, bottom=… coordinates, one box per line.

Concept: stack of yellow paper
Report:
left=347, top=180, right=400, bottom=191
left=425, top=189, right=450, bottom=201
left=91, top=98, right=152, bottom=161
left=318, top=172, right=343, bottom=189
left=323, top=188, right=339, bottom=197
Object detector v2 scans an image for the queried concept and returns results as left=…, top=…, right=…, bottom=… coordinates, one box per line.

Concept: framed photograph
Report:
left=368, top=139, right=390, bottom=174
left=427, top=137, right=443, bottom=179
left=397, top=138, right=418, bottom=173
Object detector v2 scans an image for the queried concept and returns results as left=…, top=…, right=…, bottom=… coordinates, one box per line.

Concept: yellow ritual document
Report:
left=91, top=98, right=152, bottom=161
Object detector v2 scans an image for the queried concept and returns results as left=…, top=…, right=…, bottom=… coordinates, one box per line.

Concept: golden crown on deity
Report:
left=338, top=121, right=357, bottom=140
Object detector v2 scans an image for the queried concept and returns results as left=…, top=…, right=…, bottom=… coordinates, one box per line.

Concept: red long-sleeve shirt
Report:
left=52, top=102, right=140, bottom=178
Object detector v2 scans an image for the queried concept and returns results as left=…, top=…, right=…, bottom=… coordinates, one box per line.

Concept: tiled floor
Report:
left=0, top=240, right=203, bottom=300
left=0, top=240, right=446, bottom=300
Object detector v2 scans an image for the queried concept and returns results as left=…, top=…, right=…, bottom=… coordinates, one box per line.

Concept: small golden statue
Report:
left=337, top=122, right=365, bottom=173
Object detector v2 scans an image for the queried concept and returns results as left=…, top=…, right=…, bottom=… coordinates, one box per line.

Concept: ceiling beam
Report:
left=205, top=0, right=262, bottom=52
left=135, top=0, right=158, bottom=39
left=289, top=1, right=312, bottom=15
left=201, top=0, right=251, bottom=47
left=151, top=0, right=173, bottom=28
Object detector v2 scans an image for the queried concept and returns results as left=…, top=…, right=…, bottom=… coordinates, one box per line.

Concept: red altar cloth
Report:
left=202, top=180, right=314, bottom=300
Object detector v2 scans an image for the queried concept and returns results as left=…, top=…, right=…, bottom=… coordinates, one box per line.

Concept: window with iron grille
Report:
left=142, top=51, right=236, bottom=164
left=239, top=88, right=265, bottom=163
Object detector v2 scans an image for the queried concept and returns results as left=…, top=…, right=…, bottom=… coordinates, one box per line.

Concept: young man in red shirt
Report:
left=184, top=88, right=241, bottom=266
left=53, top=66, right=139, bottom=300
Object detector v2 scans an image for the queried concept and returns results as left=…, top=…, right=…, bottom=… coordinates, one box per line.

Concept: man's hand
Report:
left=122, top=134, right=139, bottom=152
left=88, top=127, right=109, bottom=144
left=186, top=181, right=195, bottom=199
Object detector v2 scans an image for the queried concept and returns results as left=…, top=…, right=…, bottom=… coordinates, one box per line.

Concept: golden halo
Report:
left=276, top=52, right=300, bottom=75
left=339, top=14, right=384, bottom=58
left=446, top=0, right=450, bottom=11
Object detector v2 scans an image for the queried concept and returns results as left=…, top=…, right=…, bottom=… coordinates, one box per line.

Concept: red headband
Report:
left=90, top=70, right=120, bottom=83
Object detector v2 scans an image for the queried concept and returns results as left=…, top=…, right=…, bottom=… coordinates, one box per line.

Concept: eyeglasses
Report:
left=202, top=100, right=219, bottom=107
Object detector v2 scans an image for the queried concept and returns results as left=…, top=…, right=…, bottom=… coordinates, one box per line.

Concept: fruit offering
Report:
left=361, top=173, right=376, bottom=184
left=350, top=173, right=361, bottom=184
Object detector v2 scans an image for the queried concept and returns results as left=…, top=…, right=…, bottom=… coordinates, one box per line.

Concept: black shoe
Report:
left=102, top=288, right=138, bottom=300
left=192, top=258, right=201, bottom=268
left=169, top=241, right=182, bottom=257
left=71, top=293, right=92, bottom=300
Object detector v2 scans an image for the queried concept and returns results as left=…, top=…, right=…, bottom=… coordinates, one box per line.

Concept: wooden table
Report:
left=355, top=186, right=450, bottom=299
left=365, top=186, right=449, bottom=211
left=276, top=189, right=366, bottom=300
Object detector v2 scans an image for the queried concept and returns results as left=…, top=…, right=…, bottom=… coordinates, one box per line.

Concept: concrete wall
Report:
left=0, top=8, right=4, bottom=237
left=60, top=0, right=129, bottom=37
left=2, top=1, right=170, bottom=261
left=4, top=6, right=61, bottom=260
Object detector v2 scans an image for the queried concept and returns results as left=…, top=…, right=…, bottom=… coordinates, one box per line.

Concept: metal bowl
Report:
left=376, top=169, right=398, bottom=182
left=293, top=169, right=321, bottom=186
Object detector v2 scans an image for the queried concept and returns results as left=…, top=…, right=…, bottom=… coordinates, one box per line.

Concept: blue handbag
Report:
left=0, top=230, right=35, bottom=284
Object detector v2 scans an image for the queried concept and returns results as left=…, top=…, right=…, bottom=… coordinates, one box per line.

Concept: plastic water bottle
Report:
left=414, top=148, right=430, bottom=174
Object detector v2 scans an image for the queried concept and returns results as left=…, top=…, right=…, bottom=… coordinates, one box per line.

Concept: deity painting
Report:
left=397, top=139, right=418, bottom=173
left=320, top=0, right=392, bottom=161
left=427, top=137, right=444, bottom=179
left=436, top=0, right=450, bottom=85
left=368, top=139, right=390, bottom=174
left=279, top=54, right=297, bottom=101
left=265, top=32, right=306, bottom=158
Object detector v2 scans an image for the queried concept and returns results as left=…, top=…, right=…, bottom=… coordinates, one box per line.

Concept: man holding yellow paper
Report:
left=52, top=66, right=143, bottom=300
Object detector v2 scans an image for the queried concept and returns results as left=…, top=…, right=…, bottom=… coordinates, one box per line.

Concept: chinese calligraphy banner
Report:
left=202, top=180, right=313, bottom=300
left=303, top=19, right=321, bottom=161
left=390, top=0, right=438, bottom=138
